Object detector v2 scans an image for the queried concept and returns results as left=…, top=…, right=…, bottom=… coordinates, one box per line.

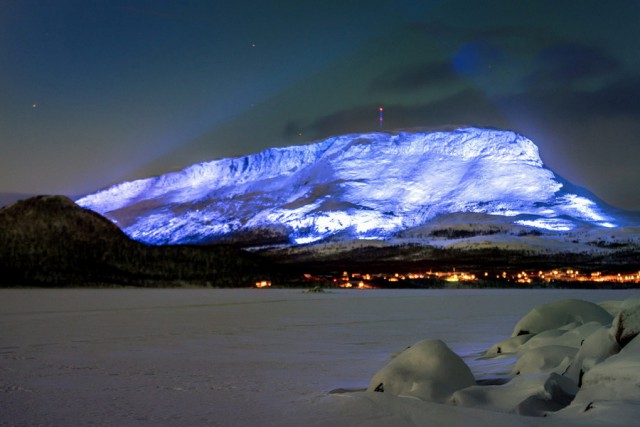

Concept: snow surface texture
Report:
left=76, top=127, right=618, bottom=245
left=4, top=289, right=640, bottom=426
left=367, top=294, right=640, bottom=422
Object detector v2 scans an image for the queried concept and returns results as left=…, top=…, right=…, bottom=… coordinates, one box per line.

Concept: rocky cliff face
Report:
left=77, top=127, right=618, bottom=245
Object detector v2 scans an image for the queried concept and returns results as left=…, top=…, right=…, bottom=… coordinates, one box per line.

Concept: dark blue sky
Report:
left=2, top=0, right=640, bottom=210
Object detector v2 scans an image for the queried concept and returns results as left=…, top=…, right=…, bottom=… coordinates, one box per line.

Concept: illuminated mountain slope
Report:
left=77, top=127, right=618, bottom=245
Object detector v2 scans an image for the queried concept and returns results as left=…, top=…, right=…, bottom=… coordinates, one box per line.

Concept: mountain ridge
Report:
left=76, top=127, right=626, bottom=246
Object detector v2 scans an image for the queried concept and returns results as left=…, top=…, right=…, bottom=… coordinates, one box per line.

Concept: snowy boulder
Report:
left=450, top=373, right=578, bottom=416
left=516, top=329, right=566, bottom=350
left=511, top=299, right=612, bottom=337
left=367, top=339, right=475, bottom=402
left=515, top=374, right=579, bottom=417
left=568, top=334, right=640, bottom=406
left=563, top=327, right=620, bottom=386
left=511, top=345, right=577, bottom=375
left=553, top=322, right=606, bottom=349
left=610, top=297, right=640, bottom=347
left=486, top=334, right=533, bottom=355
left=486, top=324, right=597, bottom=357
left=519, top=321, right=604, bottom=352
left=620, top=295, right=640, bottom=309
left=598, top=300, right=623, bottom=317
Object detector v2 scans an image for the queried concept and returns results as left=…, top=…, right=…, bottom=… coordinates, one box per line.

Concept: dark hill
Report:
left=0, top=196, right=270, bottom=287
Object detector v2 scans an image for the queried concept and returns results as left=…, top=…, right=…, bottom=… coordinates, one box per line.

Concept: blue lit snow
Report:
left=515, top=219, right=575, bottom=232
left=76, top=127, right=618, bottom=245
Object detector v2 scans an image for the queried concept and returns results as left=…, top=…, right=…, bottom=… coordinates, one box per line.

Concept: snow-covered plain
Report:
left=1, top=288, right=639, bottom=426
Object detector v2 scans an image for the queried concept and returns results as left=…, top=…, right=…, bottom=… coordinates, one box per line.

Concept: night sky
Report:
left=2, top=1, right=640, bottom=210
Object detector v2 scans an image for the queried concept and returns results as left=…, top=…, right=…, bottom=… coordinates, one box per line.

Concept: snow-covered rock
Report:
left=486, top=334, right=533, bottom=355
left=487, top=321, right=602, bottom=359
left=598, top=300, right=624, bottom=317
left=511, top=345, right=577, bottom=375
left=364, top=296, right=640, bottom=422
left=367, top=339, right=475, bottom=402
left=450, top=373, right=578, bottom=416
left=484, top=298, right=638, bottom=417
left=564, top=327, right=620, bottom=385
left=610, top=296, right=640, bottom=347
left=570, top=334, right=640, bottom=404
left=76, top=127, right=621, bottom=245
left=519, top=321, right=605, bottom=352
left=511, top=299, right=612, bottom=337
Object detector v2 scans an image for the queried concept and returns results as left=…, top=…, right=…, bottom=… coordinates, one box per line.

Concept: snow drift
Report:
left=366, top=295, right=640, bottom=420
left=367, top=339, right=475, bottom=402
left=76, top=127, right=619, bottom=245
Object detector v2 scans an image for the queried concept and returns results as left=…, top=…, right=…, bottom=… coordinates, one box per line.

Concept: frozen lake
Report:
left=2, top=288, right=638, bottom=426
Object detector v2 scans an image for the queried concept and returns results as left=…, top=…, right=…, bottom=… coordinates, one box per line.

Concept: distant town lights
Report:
left=328, top=268, right=640, bottom=289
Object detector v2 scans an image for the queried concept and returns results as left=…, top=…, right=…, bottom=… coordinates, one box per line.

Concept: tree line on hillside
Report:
left=0, top=196, right=272, bottom=287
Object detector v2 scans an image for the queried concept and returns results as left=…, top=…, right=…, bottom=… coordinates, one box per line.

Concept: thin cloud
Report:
left=524, top=43, right=621, bottom=90
left=304, top=89, right=510, bottom=138
left=370, top=62, right=459, bottom=93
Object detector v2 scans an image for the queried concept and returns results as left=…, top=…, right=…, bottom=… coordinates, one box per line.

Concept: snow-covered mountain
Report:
left=77, top=127, right=625, bottom=246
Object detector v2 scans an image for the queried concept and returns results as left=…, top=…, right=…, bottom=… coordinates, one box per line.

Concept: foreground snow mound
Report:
left=450, top=373, right=578, bottom=416
left=76, top=127, right=619, bottom=245
left=486, top=334, right=533, bottom=355
left=511, top=299, right=612, bottom=337
left=610, top=297, right=640, bottom=347
left=511, top=345, right=577, bottom=375
left=364, top=295, right=640, bottom=421
left=367, top=339, right=475, bottom=402
left=569, top=334, right=640, bottom=404
left=563, top=327, right=620, bottom=385
left=485, top=296, right=640, bottom=417
left=519, top=322, right=605, bottom=352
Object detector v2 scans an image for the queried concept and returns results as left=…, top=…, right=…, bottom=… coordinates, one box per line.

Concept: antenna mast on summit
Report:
left=379, top=106, right=384, bottom=129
